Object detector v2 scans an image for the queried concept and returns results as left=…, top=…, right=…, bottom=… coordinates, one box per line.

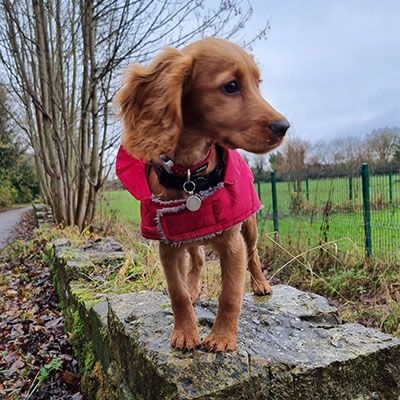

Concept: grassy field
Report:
left=257, top=174, right=400, bottom=259
left=101, top=171, right=400, bottom=260
left=100, top=190, right=141, bottom=225
left=259, top=208, right=400, bottom=259
left=258, top=173, right=400, bottom=213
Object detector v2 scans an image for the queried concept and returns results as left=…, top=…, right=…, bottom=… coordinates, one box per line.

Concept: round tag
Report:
left=186, top=195, right=202, bottom=212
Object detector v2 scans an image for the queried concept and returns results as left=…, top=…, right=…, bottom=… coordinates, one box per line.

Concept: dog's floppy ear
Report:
left=115, top=48, right=193, bottom=161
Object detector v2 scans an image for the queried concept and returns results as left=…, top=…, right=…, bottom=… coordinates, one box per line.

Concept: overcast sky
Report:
left=247, top=0, right=400, bottom=143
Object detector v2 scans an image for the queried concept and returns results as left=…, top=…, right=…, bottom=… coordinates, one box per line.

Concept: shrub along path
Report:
left=0, top=211, right=83, bottom=400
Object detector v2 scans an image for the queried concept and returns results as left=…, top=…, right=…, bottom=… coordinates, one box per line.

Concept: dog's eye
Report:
left=222, top=80, right=241, bottom=95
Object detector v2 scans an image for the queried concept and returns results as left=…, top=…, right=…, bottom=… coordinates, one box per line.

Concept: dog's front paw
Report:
left=251, top=277, right=273, bottom=296
left=202, top=331, right=237, bottom=352
left=171, top=328, right=201, bottom=351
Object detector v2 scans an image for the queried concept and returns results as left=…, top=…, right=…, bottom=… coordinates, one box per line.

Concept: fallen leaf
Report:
left=8, top=359, right=25, bottom=375
left=6, top=289, right=18, bottom=297
left=63, top=370, right=80, bottom=385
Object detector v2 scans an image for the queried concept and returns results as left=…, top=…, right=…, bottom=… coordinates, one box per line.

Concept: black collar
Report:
left=159, top=145, right=215, bottom=176
left=153, top=146, right=225, bottom=193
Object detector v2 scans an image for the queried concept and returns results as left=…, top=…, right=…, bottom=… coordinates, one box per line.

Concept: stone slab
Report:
left=104, top=287, right=400, bottom=400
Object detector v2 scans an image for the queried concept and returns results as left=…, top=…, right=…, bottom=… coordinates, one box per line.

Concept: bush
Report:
left=0, top=156, right=40, bottom=206
left=0, top=182, right=18, bottom=207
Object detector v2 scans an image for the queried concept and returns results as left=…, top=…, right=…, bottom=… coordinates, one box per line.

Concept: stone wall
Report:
left=32, top=203, right=55, bottom=225
left=51, top=237, right=400, bottom=400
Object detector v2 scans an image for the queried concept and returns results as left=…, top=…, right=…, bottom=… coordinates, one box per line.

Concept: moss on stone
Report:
left=70, top=283, right=102, bottom=308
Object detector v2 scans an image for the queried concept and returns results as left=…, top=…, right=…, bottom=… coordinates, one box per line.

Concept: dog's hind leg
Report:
left=159, top=243, right=201, bottom=350
left=241, top=214, right=272, bottom=296
left=187, top=245, right=205, bottom=303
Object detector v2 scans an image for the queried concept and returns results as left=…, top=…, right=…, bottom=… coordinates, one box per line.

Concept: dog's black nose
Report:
left=269, top=119, right=290, bottom=138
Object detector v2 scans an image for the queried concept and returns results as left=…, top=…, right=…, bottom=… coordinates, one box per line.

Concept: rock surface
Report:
left=52, top=239, right=400, bottom=400
left=32, top=203, right=54, bottom=225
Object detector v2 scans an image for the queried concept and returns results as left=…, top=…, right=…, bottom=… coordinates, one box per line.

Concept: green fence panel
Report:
left=256, top=164, right=400, bottom=260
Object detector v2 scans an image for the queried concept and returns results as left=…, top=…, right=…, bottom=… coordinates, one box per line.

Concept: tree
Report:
left=0, top=83, right=39, bottom=206
left=326, top=136, right=368, bottom=175
left=394, top=144, right=400, bottom=164
left=0, top=84, right=17, bottom=172
left=0, top=0, right=268, bottom=229
left=270, top=137, right=310, bottom=190
left=0, top=84, right=16, bottom=206
left=269, top=151, right=284, bottom=174
left=309, top=140, right=336, bottom=166
left=251, top=155, right=270, bottom=181
left=366, top=126, right=400, bottom=165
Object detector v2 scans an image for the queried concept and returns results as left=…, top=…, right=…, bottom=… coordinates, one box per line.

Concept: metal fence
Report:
left=256, top=163, right=400, bottom=260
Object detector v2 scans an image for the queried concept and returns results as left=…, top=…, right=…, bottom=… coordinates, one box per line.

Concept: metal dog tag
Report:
left=183, top=169, right=202, bottom=212
left=186, top=195, right=201, bottom=212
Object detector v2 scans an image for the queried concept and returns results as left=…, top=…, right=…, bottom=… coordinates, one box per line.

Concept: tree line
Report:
left=251, top=126, right=400, bottom=182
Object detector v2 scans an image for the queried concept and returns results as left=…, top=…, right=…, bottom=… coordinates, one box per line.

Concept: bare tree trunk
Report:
left=33, top=0, right=67, bottom=223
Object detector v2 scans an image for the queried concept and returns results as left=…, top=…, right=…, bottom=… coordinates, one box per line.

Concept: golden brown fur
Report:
left=115, top=37, right=288, bottom=352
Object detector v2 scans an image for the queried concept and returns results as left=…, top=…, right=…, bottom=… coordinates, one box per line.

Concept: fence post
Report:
left=361, top=163, right=372, bottom=258
left=305, top=178, right=309, bottom=201
left=389, top=173, right=393, bottom=204
left=271, top=171, right=279, bottom=239
left=256, top=181, right=262, bottom=217
left=348, top=176, right=353, bottom=202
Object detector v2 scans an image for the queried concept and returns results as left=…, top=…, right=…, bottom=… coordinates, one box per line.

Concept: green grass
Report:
left=99, top=190, right=140, bottom=225
left=100, top=173, right=400, bottom=260
left=258, top=173, right=400, bottom=214
left=258, top=208, right=400, bottom=259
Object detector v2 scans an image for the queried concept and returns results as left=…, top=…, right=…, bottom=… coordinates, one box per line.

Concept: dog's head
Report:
left=115, top=37, right=289, bottom=162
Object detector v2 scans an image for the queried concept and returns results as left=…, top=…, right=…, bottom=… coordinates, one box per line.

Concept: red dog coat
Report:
left=116, top=146, right=261, bottom=244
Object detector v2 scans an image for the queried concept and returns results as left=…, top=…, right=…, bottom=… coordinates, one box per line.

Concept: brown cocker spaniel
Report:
left=115, top=37, right=289, bottom=352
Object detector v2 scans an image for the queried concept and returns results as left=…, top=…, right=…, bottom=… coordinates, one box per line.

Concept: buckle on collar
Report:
left=159, top=145, right=214, bottom=176
left=160, top=155, right=174, bottom=174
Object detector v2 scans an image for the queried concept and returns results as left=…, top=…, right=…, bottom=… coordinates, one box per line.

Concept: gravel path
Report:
left=0, top=207, right=32, bottom=250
